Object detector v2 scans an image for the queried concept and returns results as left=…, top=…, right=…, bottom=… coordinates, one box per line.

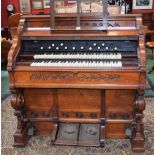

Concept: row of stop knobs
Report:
left=40, top=43, right=118, bottom=51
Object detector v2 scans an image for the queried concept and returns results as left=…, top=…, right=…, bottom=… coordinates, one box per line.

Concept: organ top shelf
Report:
left=17, top=0, right=145, bottom=34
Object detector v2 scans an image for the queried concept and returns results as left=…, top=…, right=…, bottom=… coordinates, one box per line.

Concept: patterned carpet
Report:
left=1, top=96, right=153, bottom=155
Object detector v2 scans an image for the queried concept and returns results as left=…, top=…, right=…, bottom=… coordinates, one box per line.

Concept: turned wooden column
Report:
left=132, top=90, right=145, bottom=152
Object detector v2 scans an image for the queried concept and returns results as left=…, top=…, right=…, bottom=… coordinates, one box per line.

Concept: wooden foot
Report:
left=13, top=126, right=30, bottom=147
left=132, top=132, right=145, bottom=152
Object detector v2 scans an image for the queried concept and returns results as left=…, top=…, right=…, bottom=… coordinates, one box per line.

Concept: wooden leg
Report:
left=132, top=123, right=145, bottom=152
left=131, top=91, right=145, bottom=152
left=11, top=89, right=30, bottom=147
left=13, top=123, right=30, bottom=147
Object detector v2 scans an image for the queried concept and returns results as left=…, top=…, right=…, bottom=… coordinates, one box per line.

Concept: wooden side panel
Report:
left=105, top=90, right=135, bottom=138
left=33, top=122, right=54, bottom=136
left=57, top=89, right=101, bottom=119
left=105, top=90, right=136, bottom=119
left=105, top=122, right=129, bottom=138
left=24, top=89, right=54, bottom=111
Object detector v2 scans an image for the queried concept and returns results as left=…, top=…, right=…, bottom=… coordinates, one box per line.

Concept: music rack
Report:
left=50, top=0, right=108, bottom=31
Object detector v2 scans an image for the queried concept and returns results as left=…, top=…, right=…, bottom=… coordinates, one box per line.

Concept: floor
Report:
left=146, top=53, right=154, bottom=97
left=1, top=97, right=154, bottom=155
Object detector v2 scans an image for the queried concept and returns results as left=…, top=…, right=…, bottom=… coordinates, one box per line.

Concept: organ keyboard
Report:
left=8, top=0, right=146, bottom=153
left=17, top=40, right=137, bottom=68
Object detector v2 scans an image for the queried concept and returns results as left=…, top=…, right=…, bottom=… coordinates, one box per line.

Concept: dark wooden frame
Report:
left=19, top=0, right=31, bottom=14
left=132, top=0, right=154, bottom=10
left=43, top=0, right=51, bottom=8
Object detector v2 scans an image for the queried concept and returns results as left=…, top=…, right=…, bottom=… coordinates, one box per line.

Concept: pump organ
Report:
left=8, top=0, right=146, bottom=153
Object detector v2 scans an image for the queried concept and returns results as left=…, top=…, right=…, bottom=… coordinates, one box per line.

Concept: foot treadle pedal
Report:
left=54, top=123, right=79, bottom=145
left=53, top=123, right=100, bottom=146
left=78, top=123, right=100, bottom=146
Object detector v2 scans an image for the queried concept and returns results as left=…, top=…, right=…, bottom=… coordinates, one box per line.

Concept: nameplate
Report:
left=77, top=74, right=120, bottom=81
left=29, top=73, right=121, bottom=81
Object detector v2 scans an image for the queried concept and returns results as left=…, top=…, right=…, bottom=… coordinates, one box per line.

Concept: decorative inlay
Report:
left=30, top=73, right=74, bottom=80
left=107, top=22, right=120, bottom=27
left=78, top=74, right=121, bottom=81
left=29, top=73, right=121, bottom=81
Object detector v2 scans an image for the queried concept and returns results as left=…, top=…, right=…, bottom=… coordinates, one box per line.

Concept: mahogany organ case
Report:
left=8, top=0, right=146, bottom=152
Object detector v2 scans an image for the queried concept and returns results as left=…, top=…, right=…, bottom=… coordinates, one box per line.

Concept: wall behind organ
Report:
left=1, top=1, right=74, bottom=28
left=1, top=0, right=51, bottom=28
left=1, top=0, right=20, bottom=27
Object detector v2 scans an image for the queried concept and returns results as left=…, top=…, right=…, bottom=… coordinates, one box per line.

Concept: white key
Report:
left=117, top=53, right=120, bottom=59
left=107, top=54, right=110, bottom=59
left=47, top=61, right=51, bottom=66
left=118, top=61, right=122, bottom=67
left=31, top=62, right=34, bottom=66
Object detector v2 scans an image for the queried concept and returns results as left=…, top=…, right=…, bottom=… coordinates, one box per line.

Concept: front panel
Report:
left=23, top=88, right=135, bottom=139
